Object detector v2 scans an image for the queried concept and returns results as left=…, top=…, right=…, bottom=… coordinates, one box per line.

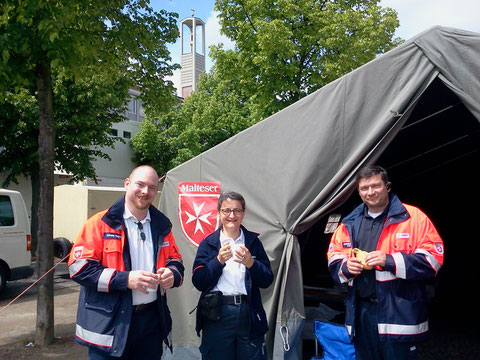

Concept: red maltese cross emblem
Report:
left=178, top=182, right=221, bottom=247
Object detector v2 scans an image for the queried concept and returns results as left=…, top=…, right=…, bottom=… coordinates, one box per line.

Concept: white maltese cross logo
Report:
left=184, top=201, right=213, bottom=235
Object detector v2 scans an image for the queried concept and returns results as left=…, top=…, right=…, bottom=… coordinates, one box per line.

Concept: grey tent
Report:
left=159, top=26, right=480, bottom=359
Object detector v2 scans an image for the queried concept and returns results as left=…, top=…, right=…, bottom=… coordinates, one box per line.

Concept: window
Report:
left=128, top=97, right=136, bottom=114
left=123, top=131, right=131, bottom=139
left=110, top=128, right=118, bottom=136
left=0, top=195, right=14, bottom=226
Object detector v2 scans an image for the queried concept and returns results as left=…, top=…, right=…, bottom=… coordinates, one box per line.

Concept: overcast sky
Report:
left=380, top=0, right=480, bottom=39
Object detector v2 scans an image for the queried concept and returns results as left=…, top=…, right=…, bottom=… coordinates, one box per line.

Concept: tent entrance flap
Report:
left=270, top=233, right=304, bottom=360
left=299, top=76, right=480, bottom=359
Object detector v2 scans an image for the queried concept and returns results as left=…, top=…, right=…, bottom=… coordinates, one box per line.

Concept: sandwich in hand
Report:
left=353, top=248, right=373, bottom=270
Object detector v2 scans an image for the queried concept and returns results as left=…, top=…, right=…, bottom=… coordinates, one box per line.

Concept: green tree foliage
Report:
left=132, top=71, right=256, bottom=175
left=132, top=0, right=402, bottom=173
left=0, top=67, right=130, bottom=186
left=131, top=116, right=172, bottom=176
left=0, top=89, right=38, bottom=185
left=0, top=0, right=179, bottom=113
left=214, top=0, right=402, bottom=118
left=0, top=0, right=179, bottom=345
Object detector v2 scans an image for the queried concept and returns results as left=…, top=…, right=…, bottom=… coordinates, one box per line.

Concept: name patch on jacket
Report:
left=396, top=233, right=410, bottom=239
left=161, top=242, right=169, bottom=247
left=103, top=232, right=121, bottom=240
left=342, top=242, right=352, bottom=248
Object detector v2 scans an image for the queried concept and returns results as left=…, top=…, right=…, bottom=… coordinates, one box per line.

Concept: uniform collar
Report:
left=220, top=228, right=244, bottom=245
left=123, top=204, right=151, bottom=224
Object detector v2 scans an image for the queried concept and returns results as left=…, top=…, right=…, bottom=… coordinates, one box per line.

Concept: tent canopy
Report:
left=159, top=26, right=480, bottom=359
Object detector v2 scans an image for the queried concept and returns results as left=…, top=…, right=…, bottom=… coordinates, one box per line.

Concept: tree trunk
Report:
left=34, top=61, right=55, bottom=346
left=30, top=163, right=40, bottom=257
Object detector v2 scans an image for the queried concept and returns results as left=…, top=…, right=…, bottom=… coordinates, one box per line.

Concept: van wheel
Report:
left=54, top=237, right=73, bottom=262
left=0, top=266, right=6, bottom=294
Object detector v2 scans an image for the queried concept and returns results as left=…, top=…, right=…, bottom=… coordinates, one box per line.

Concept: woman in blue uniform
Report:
left=192, top=191, right=273, bottom=360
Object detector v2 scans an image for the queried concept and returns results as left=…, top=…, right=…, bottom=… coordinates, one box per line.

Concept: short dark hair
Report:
left=355, top=165, right=389, bottom=186
left=217, top=191, right=246, bottom=211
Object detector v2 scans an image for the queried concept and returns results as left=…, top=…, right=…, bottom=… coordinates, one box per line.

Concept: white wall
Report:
left=87, top=119, right=141, bottom=186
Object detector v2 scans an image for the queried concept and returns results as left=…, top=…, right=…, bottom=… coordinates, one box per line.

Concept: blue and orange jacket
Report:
left=327, top=194, right=444, bottom=342
left=68, top=196, right=184, bottom=357
left=192, top=226, right=273, bottom=340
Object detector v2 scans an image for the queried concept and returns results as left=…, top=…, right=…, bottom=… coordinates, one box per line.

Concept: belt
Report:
left=222, top=294, right=248, bottom=305
left=132, top=301, right=156, bottom=312
left=359, top=297, right=378, bottom=303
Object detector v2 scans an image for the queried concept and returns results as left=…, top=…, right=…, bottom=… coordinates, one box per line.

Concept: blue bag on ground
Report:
left=312, top=321, right=356, bottom=360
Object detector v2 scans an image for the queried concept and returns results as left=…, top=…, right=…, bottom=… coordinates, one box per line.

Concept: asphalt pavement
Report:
left=2, top=261, right=478, bottom=359
left=0, top=260, right=80, bottom=346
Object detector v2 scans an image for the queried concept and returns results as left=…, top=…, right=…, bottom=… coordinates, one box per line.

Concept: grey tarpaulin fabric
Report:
left=158, top=26, right=480, bottom=359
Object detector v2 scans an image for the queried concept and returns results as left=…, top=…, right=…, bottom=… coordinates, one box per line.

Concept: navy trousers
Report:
left=200, top=302, right=266, bottom=360
left=88, top=303, right=164, bottom=360
left=354, top=299, right=418, bottom=360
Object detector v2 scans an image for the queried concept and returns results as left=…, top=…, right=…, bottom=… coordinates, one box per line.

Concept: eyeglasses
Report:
left=220, top=208, right=244, bottom=215
left=136, top=221, right=146, bottom=241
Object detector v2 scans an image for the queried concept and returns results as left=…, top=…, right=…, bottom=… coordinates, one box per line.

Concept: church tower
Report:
left=180, top=10, right=206, bottom=98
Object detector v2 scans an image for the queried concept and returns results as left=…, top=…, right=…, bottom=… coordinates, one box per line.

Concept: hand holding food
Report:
left=353, top=248, right=373, bottom=270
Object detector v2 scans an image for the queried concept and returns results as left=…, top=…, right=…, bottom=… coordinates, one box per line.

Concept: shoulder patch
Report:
left=434, top=243, right=444, bottom=255
left=73, top=246, right=84, bottom=259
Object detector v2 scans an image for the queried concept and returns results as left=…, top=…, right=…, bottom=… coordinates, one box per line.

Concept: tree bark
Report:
left=30, top=163, right=40, bottom=257
left=34, top=61, right=55, bottom=346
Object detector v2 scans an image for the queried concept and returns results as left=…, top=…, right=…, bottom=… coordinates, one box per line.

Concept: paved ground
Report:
left=0, top=261, right=87, bottom=359
left=302, top=302, right=480, bottom=360
left=1, top=262, right=478, bottom=359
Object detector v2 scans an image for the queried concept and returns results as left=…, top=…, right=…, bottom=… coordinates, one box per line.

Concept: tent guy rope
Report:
left=0, top=253, right=71, bottom=314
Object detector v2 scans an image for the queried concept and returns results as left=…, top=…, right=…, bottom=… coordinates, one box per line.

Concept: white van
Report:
left=0, top=189, right=34, bottom=293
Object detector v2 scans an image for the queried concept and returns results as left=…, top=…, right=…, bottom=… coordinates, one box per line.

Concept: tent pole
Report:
left=393, top=149, right=477, bottom=184
left=400, top=102, right=460, bottom=131
left=388, top=134, right=470, bottom=171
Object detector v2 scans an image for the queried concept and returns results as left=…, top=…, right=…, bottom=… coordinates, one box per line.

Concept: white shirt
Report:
left=368, top=210, right=384, bottom=219
left=123, top=206, right=157, bottom=305
left=213, top=229, right=247, bottom=295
